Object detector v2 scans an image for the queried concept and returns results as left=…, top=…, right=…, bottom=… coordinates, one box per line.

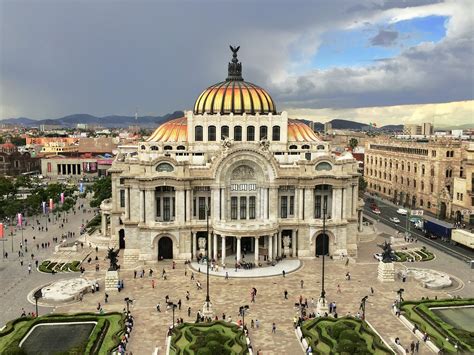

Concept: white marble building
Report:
left=101, top=48, right=363, bottom=265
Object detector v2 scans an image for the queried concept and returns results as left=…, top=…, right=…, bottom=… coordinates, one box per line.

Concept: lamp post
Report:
left=360, top=296, right=368, bottom=320
left=316, top=202, right=329, bottom=314
left=397, top=288, right=404, bottom=305
left=239, top=305, right=249, bottom=328
left=34, top=289, right=42, bottom=317
left=202, top=204, right=213, bottom=317
left=171, top=303, right=177, bottom=326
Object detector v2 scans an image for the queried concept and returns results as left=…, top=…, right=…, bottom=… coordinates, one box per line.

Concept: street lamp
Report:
left=124, top=297, right=133, bottom=314
left=171, top=303, right=177, bottom=326
left=316, top=202, right=329, bottom=314
left=397, top=288, right=404, bottom=305
left=33, top=289, right=42, bottom=317
left=202, top=204, right=213, bottom=317
left=239, top=305, right=249, bottom=328
left=360, top=296, right=368, bottom=320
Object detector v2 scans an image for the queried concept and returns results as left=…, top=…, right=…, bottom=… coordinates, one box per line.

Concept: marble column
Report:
left=236, top=237, right=241, bottom=262
left=207, top=231, right=212, bottom=259
left=268, top=235, right=273, bottom=261
left=192, top=232, right=197, bottom=260
left=101, top=212, right=107, bottom=237
left=269, top=187, right=278, bottom=220
left=358, top=210, right=363, bottom=232
left=175, top=188, right=185, bottom=224
left=213, top=233, right=218, bottom=260
left=254, top=237, right=259, bottom=263
left=277, top=231, right=282, bottom=257
left=297, top=188, right=304, bottom=220
left=139, top=189, right=145, bottom=223
left=292, top=230, right=297, bottom=257
left=221, top=236, right=226, bottom=265
left=352, top=185, right=358, bottom=218
left=262, top=188, right=268, bottom=219
left=274, top=233, right=278, bottom=258
left=145, top=189, right=155, bottom=223
left=124, top=188, right=130, bottom=220
left=185, top=189, right=192, bottom=222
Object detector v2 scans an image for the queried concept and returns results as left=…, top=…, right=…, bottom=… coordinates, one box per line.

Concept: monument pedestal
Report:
left=105, top=270, right=119, bottom=291
left=316, top=297, right=329, bottom=315
left=378, top=261, right=395, bottom=282
left=202, top=301, right=214, bottom=318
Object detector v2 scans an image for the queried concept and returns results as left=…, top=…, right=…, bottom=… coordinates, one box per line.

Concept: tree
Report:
left=89, top=176, right=112, bottom=208
left=348, top=138, right=358, bottom=150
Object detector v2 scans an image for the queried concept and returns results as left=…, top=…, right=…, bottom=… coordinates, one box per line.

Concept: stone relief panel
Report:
left=231, top=165, right=256, bottom=180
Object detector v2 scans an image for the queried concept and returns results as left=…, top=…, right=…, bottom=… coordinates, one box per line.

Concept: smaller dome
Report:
left=147, top=117, right=187, bottom=142
left=287, top=119, right=320, bottom=142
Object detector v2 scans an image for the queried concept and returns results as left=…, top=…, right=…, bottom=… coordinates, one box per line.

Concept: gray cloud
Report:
left=0, top=0, right=471, bottom=119
left=370, top=29, right=399, bottom=46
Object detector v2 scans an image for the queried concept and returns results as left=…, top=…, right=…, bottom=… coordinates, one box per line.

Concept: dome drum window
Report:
left=156, top=163, right=174, bottom=172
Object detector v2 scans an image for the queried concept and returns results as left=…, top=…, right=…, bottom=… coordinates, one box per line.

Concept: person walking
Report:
left=284, top=290, right=288, bottom=299
left=300, top=280, right=304, bottom=289
left=188, top=307, right=191, bottom=317
left=156, top=303, right=161, bottom=312
left=415, top=340, right=419, bottom=353
left=282, top=270, right=286, bottom=278
left=152, top=279, right=155, bottom=289
left=272, top=322, right=276, bottom=333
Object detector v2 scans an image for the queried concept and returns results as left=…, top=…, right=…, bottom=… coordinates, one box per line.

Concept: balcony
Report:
left=213, top=220, right=279, bottom=237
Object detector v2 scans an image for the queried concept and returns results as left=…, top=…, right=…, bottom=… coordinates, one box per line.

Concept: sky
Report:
left=0, top=0, right=473, bottom=126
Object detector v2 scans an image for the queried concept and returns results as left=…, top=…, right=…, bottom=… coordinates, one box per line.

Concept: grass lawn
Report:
left=401, top=298, right=474, bottom=353
left=170, top=321, right=249, bottom=355
left=301, top=317, right=393, bottom=354
left=0, top=312, right=125, bottom=354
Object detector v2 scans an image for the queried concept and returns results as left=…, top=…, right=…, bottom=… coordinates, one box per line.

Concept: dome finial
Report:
left=227, top=45, right=243, bottom=81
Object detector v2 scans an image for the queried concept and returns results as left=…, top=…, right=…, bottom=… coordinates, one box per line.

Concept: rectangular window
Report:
left=120, top=190, right=125, bottom=208
left=163, top=197, right=171, bottom=221
left=289, top=196, right=294, bottom=216
left=172, top=197, right=176, bottom=218
left=231, top=197, right=238, bottom=220
left=208, top=197, right=211, bottom=217
left=249, top=196, right=256, bottom=219
left=240, top=196, right=247, bottom=219
left=193, top=198, right=196, bottom=217
left=315, top=195, right=321, bottom=218
left=281, top=196, right=288, bottom=218
left=198, top=197, right=206, bottom=220
left=156, top=198, right=161, bottom=217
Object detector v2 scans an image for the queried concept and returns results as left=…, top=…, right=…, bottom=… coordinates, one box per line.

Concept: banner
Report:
left=0, top=223, right=4, bottom=239
left=60, top=192, right=65, bottom=204
left=42, top=201, right=47, bottom=215
left=17, top=213, right=22, bottom=226
left=49, top=198, right=54, bottom=212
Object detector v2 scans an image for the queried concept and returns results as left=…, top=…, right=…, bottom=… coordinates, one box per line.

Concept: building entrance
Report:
left=119, top=229, right=125, bottom=249
left=315, top=233, right=329, bottom=256
left=158, top=237, right=173, bottom=260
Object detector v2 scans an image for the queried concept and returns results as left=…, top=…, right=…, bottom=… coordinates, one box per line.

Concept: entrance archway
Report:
left=119, top=229, right=125, bottom=249
left=439, top=202, right=447, bottom=220
left=315, top=233, right=329, bottom=256
left=158, top=236, right=173, bottom=260
left=455, top=211, right=462, bottom=223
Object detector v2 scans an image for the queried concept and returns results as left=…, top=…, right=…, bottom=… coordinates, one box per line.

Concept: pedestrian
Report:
left=284, top=290, right=288, bottom=299
left=152, top=279, right=155, bottom=288
left=134, top=270, right=137, bottom=279
left=415, top=340, right=419, bottom=353
left=105, top=293, right=109, bottom=303
left=410, top=341, right=415, bottom=354
left=300, top=280, right=304, bottom=288
left=28, top=264, right=32, bottom=274
left=255, top=319, right=260, bottom=328
left=272, top=322, right=276, bottom=333
left=337, top=284, right=341, bottom=293
left=186, top=291, right=190, bottom=301
left=370, top=287, right=374, bottom=295
left=251, top=319, right=254, bottom=328
left=225, top=272, right=229, bottom=280
left=282, top=270, right=286, bottom=278
left=188, top=307, right=191, bottom=317
left=156, top=303, right=161, bottom=312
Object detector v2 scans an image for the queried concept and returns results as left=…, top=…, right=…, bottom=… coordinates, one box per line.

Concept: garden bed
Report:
left=394, top=247, right=434, bottom=262
left=39, top=260, right=81, bottom=273
left=169, top=321, right=249, bottom=355
left=0, top=312, right=125, bottom=354
left=301, top=317, right=393, bottom=354
left=400, top=298, right=474, bottom=353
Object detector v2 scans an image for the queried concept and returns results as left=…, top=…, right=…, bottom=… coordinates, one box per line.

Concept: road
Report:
left=363, top=196, right=474, bottom=264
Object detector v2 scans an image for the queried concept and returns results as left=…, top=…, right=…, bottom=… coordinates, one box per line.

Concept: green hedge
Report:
left=38, top=260, right=81, bottom=273
left=0, top=312, right=125, bottom=354
left=301, top=317, right=393, bottom=355
left=401, top=298, right=474, bottom=353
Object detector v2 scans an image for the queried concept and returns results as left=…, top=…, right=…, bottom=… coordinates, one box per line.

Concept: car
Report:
left=397, top=208, right=408, bottom=215
left=373, top=253, right=383, bottom=261
left=390, top=217, right=400, bottom=223
left=409, top=217, right=421, bottom=223
left=371, top=208, right=381, bottom=214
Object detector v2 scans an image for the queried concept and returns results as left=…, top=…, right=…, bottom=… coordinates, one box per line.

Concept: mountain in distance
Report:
left=0, top=111, right=184, bottom=128
left=297, top=118, right=403, bottom=132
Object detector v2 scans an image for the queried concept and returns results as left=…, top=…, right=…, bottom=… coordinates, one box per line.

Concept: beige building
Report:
left=451, top=143, right=474, bottom=224
left=364, top=138, right=462, bottom=219
left=101, top=49, right=363, bottom=264
left=403, top=122, right=434, bottom=136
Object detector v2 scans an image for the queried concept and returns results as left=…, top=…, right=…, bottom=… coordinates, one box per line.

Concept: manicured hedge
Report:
left=38, top=260, right=81, bottom=273
left=401, top=298, right=474, bottom=353
left=0, top=312, right=125, bottom=354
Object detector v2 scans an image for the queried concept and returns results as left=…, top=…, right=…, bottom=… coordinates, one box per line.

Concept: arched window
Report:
left=221, top=125, right=229, bottom=140
left=414, top=164, right=417, bottom=173
left=421, top=181, right=424, bottom=191
left=141, top=145, right=146, bottom=150
left=389, top=160, right=392, bottom=169
left=272, top=126, right=280, bottom=141
left=305, top=153, right=311, bottom=160
left=407, top=163, right=410, bottom=172
left=422, top=165, right=425, bottom=175
left=317, top=145, right=325, bottom=150
left=460, top=166, right=464, bottom=178
left=151, top=146, right=159, bottom=151
left=164, top=145, right=173, bottom=150
left=259, top=126, right=268, bottom=140
left=234, top=126, right=242, bottom=141
left=156, top=163, right=174, bottom=172
left=446, top=151, right=450, bottom=157
left=302, top=144, right=310, bottom=149
left=427, top=201, right=431, bottom=208
left=247, top=126, right=255, bottom=141
left=315, top=162, right=332, bottom=171
left=289, top=145, right=298, bottom=150
left=208, top=125, right=216, bottom=141
left=401, top=162, right=404, bottom=171
left=195, top=125, right=203, bottom=141
left=177, top=145, right=186, bottom=150
left=431, top=168, right=435, bottom=177
left=420, top=199, right=423, bottom=206
left=446, top=169, right=450, bottom=178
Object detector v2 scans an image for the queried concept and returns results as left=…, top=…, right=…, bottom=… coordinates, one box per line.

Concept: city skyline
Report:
left=1, top=0, right=473, bottom=126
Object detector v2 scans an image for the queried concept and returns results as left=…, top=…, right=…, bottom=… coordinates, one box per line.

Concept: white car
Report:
left=390, top=217, right=401, bottom=223
left=373, top=253, right=383, bottom=261
left=397, top=208, right=408, bottom=215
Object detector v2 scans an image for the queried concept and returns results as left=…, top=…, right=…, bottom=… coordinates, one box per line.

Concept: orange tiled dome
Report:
left=287, top=119, right=320, bottom=141
left=147, top=117, right=187, bottom=142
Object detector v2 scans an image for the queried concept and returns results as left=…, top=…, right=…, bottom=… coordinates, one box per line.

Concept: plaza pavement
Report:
left=2, top=206, right=473, bottom=354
